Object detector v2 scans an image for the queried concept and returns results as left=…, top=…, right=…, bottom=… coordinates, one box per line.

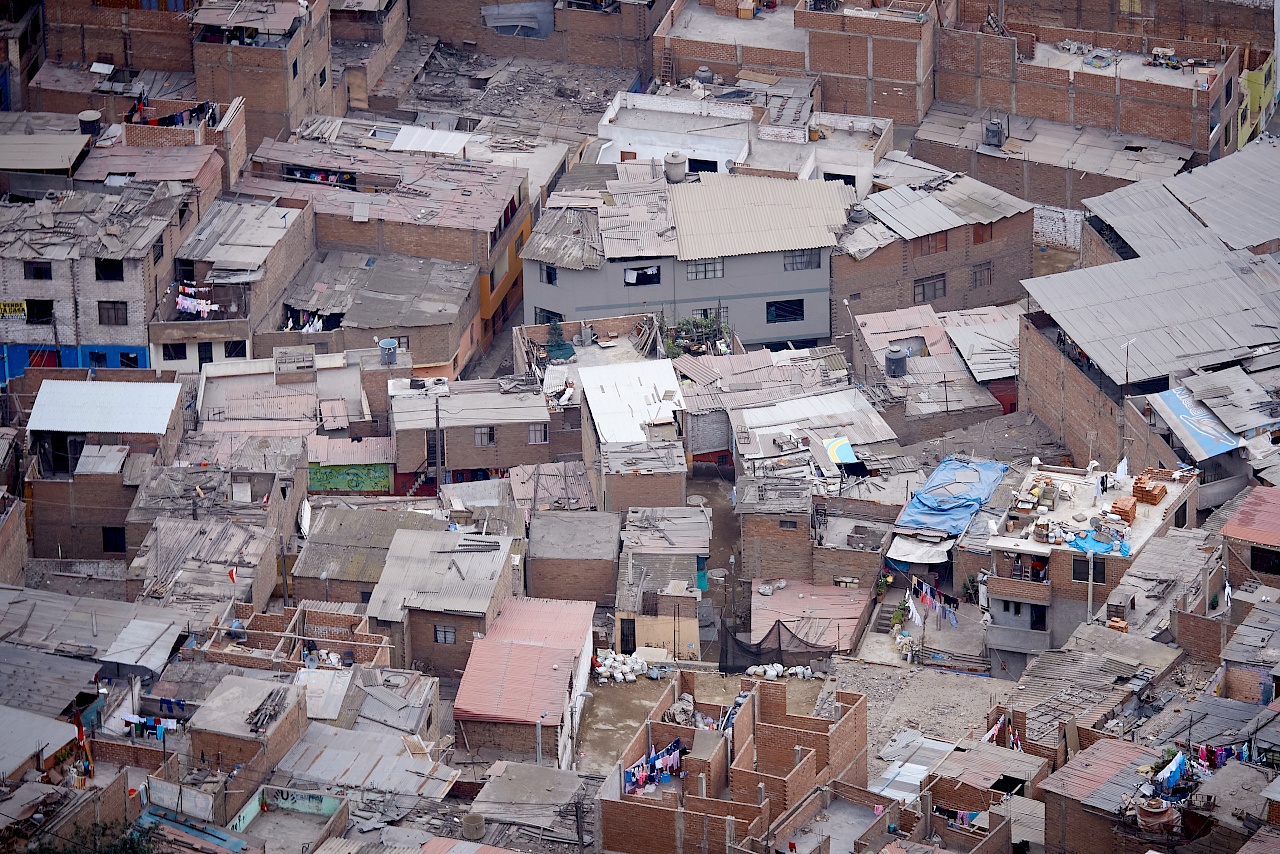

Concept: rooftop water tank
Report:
left=983, top=118, right=1006, bottom=147
left=379, top=337, right=398, bottom=365
left=693, top=65, right=714, bottom=84
left=77, top=109, right=102, bottom=137
left=885, top=345, right=907, bottom=378
left=664, top=151, right=688, bottom=184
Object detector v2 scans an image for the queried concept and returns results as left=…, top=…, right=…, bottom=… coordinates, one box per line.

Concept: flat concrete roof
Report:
left=528, top=510, right=621, bottom=560
left=1026, top=42, right=1223, bottom=90
left=671, top=2, right=807, bottom=53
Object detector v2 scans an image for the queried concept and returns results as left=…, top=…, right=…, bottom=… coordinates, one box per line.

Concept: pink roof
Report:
left=1221, top=486, right=1280, bottom=548
left=484, top=598, right=595, bottom=649
left=453, top=639, right=576, bottom=726
left=422, top=839, right=524, bottom=854
left=453, top=598, right=594, bottom=727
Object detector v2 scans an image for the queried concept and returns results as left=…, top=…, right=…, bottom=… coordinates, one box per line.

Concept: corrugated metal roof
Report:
left=99, top=619, right=183, bottom=676
left=944, top=318, right=1020, bottom=382
left=874, top=151, right=1032, bottom=227
left=370, top=530, right=515, bottom=621
left=669, top=174, right=855, bottom=261
left=295, top=668, right=355, bottom=721
left=1021, top=246, right=1280, bottom=385
left=0, top=134, right=89, bottom=172
left=1082, top=180, right=1222, bottom=257
left=293, top=506, right=446, bottom=582
left=0, top=706, right=77, bottom=778
left=729, top=387, right=896, bottom=460
left=1221, top=486, right=1280, bottom=547
left=392, top=388, right=549, bottom=431
left=932, top=737, right=1047, bottom=787
left=484, top=598, right=595, bottom=648
left=1182, top=366, right=1280, bottom=434
left=509, top=461, right=595, bottom=511
left=520, top=206, right=605, bottom=270
left=276, top=722, right=459, bottom=799
left=863, top=184, right=967, bottom=241
left=453, top=639, right=576, bottom=726
left=1162, top=136, right=1280, bottom=251
left=578, top=359, right=684, bottom=443
left=391, top=126, right=471, bottom=155
left=308, top=435, right=395, bottom=465
left=1038, top=739, right=1157, bottom=803
left=76, top=145, right=221, bottom=182
left=0, top=645, right=100, bottom=718
left=27, top=380, right=181, bottom=435
left=178, top=199, right=300, bottom=271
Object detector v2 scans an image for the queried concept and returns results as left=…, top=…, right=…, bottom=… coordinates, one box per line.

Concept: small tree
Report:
left=546, top=317, right=565, bottom=347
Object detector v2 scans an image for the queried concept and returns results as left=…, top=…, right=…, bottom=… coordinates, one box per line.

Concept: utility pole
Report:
left=574, top=795, right=586, bottom=853
left=434, top=396, right=444, bottom=492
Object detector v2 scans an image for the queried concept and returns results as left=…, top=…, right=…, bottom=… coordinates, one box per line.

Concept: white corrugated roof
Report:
left=98, top=619, right=183, bottom=676
left=391, top=126, right=472, bottom=156
left=27, top=380, right=182, bottom=435
left=0, top=706, right=77, bottom=778
left=1082, top=180, right=1222, bottom=257
left=578, top=359, right=685, bottom=443
left=669, top=174, right=855, bottom=261
left=370, top=530, right=515, bottom=621
left=945, top=318, right=1020, bottom=382
left=1162, top=137, right=1280, bottom=251
left=863, top=184, right=968, bottom=240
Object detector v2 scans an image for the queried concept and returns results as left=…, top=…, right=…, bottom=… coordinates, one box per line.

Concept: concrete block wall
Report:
left=740, top=512, right=813, bottom=580
left=526, top=556, right=618, bottom=605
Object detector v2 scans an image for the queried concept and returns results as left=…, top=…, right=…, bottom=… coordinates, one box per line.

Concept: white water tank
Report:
left=378, top=337, right=398, bottom=365
left=664, top=151, right=688, bottom=184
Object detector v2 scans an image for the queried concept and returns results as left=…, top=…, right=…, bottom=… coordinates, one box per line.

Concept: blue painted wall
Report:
left=0, top=344, right=150, bottom=384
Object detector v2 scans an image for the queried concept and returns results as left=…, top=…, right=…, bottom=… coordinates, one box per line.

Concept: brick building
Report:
left=452, top=598, right=594, bottom=768
left=407, top=0, right=675, bottom=75
left=597, top=674, right=869, bottom=854
left=598, top=441, right=687, bottom=513
left=0, top=491, right=25, bottom=586
left=615, top=506, right=710, bottom=657
left=736, top=478, right=814, bottom=581
left=834, top=152, right=1032, bottom=321
left=129, top=517, right=278, bottom=612
left=1221, top=486, right=1280, bottom=590
left=1221, top=600, right=1280, bottom=703
left=196, top=601, right=392, bottom=671
left=0, top=185, right=194, bottom=381
left=150, top=199, right=314, bottom=375
left=329, top=0, right=407, bottom=113
left=25, top=379, right=183, bottom=561
left=236, top=157, right=530, bottom=353
left=1019, top=246, right=1280, bottom=476
left=254, top=251, right=481, bottom=380
left=290, top=505, right=446, bottom=604
left=367, top=529, right=520, bottom=675
left=389, top=378, right=553, bottom=492
left=74, top=144, right=226, bottom=221
left=0, top=0, right=43, bottom=111
left=526, top=510, right=621, bottom=605
left=1038, top=739, right=1162, bottom=854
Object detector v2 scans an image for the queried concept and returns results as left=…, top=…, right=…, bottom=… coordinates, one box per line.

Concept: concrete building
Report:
left=833, top=151, right=1033, bottom=319
left=522, top=164, right=857, bottom=347
left=151, top=199, right=314, bottom=375
left=452, top=597, right=594, bottom=768
left=595, top=86, right=893, bottom=188
left=0, top=186, right=191, bottom=381
left=256, top=251, right=481, bottom=380
left=25, top=379, right=183, bottom=561
left=526, top=510, right=621, bottom=604
left=366, top=529, right=520, bottom=676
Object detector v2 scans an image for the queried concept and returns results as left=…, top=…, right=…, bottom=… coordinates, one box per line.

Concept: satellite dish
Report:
left=304, top=653, right=319, bottom=669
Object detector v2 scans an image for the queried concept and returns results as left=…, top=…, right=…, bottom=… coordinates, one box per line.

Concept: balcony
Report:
left=984, top=624, right=1051, bottom=654
left=986, top=574, right=1051, bottom=604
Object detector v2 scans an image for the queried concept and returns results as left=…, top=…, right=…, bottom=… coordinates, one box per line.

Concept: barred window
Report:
left=686, top=258, right=724, bottom=280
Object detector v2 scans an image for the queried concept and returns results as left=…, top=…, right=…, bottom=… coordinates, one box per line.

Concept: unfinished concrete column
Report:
left=834, top=702, right=844, bottom=720
left=757, top=782, right=766, bottom=805
left=920, top=791, right=932, bottom=838
left=725, top=815, right=736, bottom=851
left=821, top=786, right=832, bottom=808
left=794, top=745, right=803, bottom=766
left=674, top=808, right=684, bottom=853
left=698, top=773, right=707, bottom=798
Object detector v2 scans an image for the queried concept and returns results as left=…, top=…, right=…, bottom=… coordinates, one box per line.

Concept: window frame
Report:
left=224, top=340, right=247, bottom=359
left=98, top=300, right=129, bottom=326
left=540, top=263, right=558, bottom=285
left=118, top=352, right=139, bottom=369
left=25, top=299, right=53, bottom=325
left=913, top=274, right=946, bottom=304
left=434, top=625, right=457, bottom=644
left=972, top=222, right=993, bottom=245
left=911, top=232, right=948, bottom=257
left=161, top=343, right=188, bottom=361
left=971, top=261, right=994, bottom=291
left=23, top=260, right=52, bottom=280
left=95, top=258, right=125, bottom=281
left=686, top=257, right=724, bottom=280
left=1071, top=555, right=1106, bottom=583
left=623, top=265, right=661, bottom=287
left=102, top=526, right=127, bottom=554
left=474, top=426, right=497, bottom=447
left=765, top=298, right=805, bottom=324
left=782, top=248, right=821, bottom=272
left=528, top=422, right=549, bottom=445
left=779, top=519, right=798, bottom=530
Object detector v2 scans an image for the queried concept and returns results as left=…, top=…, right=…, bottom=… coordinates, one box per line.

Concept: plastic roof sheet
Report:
left=895, top=456, right=1009, bottom=536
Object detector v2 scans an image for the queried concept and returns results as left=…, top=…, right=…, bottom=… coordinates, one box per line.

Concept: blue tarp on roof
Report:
left=895, top=456, right=1009, bottom=536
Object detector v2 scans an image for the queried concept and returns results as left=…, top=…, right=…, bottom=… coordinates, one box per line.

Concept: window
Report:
left=292, top=58, right=299, bottom=78
left=23, top=260, right=51, bottom=280
left=98, top=301, right=128, bottom=326
left=766, top=299, right=805, bottom=324
left=972, top=222, right=992, bottom=244
left=692, top=306, right=729, bottom=324
left=395, top=336, right=410, bottom=351
left=540, top=263, right=557, bottom=285
left=913, top=274, right=946, bottom=303
left=823, top=172, right=857, bottom=187
left=619, top=151, right=637, bottom=162
left=515, top=233, right=524, bottom=255
left=118, top=352, right=139, bottom=368
left=688, top=157, right=718, bottom=173
left=318, top=67, right=327, bottom=86
left=624, top=265, right=661, bottom=286
left=779, top=519, right=798, bottom=530
left=179, top=201, right=191, bottom=226
left=359, top=590, right=372, bottom=604
left=1252, top=546, right=1280, bottom=576
left=102, top=526, right=126, bottom=554
left=686, top=258, right=724, bottom=280
left=434, top=625, right=456, bottom=644
left=971, top=261, right=993, bottom=291
left=95, top=258, right=124, bottom=281
left=783, top=249, right=820, bottom=271
left=1013, top=601, right=1022, bottom=617
left=528, top=423, right=549, bottom=444
left=912, top=232, right=948, bottom=257
left=1002, top=600, right=1010, bottom=612
left=1071, top=555, right=1105, bottom=583
left=88, top=351, right=107, bottom=368
left=162, top=343, right=188, bottom=361
left=1119, top=0, right=1140, bottom=12
left=224, top=340, right=247, bottom=358
left=197, top=342, right=213, bottom=366
left=474, top=426, right=496, bottom=447
left=151, top=238, right=164, bottom=263
left=26, top=299, right=53, bottom=325
left=848, top=292, right=861, bottom=302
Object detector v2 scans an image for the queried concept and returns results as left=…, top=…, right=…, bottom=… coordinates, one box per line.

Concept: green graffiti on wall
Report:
left=308, top=463, right=392, bottom=493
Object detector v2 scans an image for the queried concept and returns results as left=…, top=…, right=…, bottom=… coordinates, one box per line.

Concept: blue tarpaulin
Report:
left=1066, top=532, right=1131, bottom=557
left=895, top=456, right=1009, bottom=536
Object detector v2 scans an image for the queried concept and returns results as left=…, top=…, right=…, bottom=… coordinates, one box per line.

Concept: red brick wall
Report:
left=0, top=495, right=26, bottom=586
left=741, top=512, right=812, bottom=580
left=1170, top=609, right=1226, bottom=663
left=602, top=470, right=685, bottom=513
left=526, top=556, right=618, bottom=605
